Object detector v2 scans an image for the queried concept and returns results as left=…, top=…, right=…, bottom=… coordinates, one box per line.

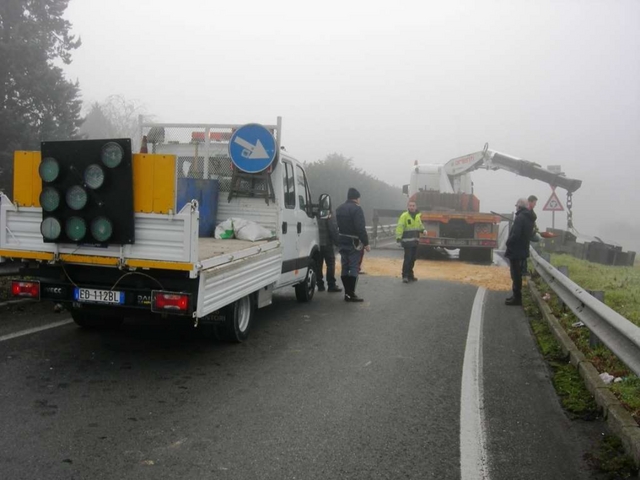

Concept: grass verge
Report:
left=529, top=256, right=640, bottom=426
left=524, top=289, right=638, bottom=478
left=584, top=435, right=638, bottom=480
left=549, top=254, right=640, bottom=327
left=524, top=292, right=598, bottom=419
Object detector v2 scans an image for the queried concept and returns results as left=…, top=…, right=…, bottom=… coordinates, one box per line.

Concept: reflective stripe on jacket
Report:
left=396, top=211, right=425, bottom=242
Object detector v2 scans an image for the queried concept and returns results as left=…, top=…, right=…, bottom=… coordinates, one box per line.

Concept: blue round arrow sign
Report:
left=228, top=124, right=277, bottom=173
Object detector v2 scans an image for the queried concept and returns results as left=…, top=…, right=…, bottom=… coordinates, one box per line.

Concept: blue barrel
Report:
left=177, top=179, right=219, bottom=237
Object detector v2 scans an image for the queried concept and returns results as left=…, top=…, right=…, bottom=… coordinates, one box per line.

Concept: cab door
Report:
left=294, top=163, right=318, bottom=264
left=276, top=159, right=300, bottom=287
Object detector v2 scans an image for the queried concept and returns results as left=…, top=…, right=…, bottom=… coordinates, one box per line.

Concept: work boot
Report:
left=317, top=283, right=326, bottom=292
left=402, top=277, right=409, bottom=283
left=344, top=277, right=364, bottom=302
left=327, top=284, right=342, bottom=293
left=505, top=297, right=522, bottom=306
left=409, top=276, right=418, bottom=282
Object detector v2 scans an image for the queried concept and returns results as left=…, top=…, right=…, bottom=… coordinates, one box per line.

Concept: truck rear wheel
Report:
left=71, top=310, right=124, bottom=329
left=215, top=295, right=255, bottom=343
left=295, top=265, right=316, bottom=303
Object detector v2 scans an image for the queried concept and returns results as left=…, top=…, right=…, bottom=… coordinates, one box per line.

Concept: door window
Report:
left=283, top=162, right=296, bottom=209
left=296, top=165, right=313, bottom=218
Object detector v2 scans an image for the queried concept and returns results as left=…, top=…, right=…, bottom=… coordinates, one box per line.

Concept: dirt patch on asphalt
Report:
left=338, top=258, right=512, bottom=291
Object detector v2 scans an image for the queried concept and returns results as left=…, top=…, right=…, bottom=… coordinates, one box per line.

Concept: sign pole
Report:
left=552, top=211, right=555, bottom=229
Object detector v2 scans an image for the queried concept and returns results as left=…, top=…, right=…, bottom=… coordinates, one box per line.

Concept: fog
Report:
left=63, top=0, right=640, bottom=251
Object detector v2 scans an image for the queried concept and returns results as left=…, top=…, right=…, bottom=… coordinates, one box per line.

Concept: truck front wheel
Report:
left=215, top=295, right=255, bottom=343
left=295, top=265, right=316, bottom=303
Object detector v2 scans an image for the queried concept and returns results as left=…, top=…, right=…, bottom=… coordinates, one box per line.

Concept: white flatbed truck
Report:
left=0, top=119, right=329, bottom=342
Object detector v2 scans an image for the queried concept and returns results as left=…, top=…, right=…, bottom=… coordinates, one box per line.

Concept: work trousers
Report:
left=317, top=245, right=337, bottom=287
left=339, top=244, right=362, bottom=278
left=509, top=258, right=525, bottom=299
left=402, top=243, right=418, bottom=279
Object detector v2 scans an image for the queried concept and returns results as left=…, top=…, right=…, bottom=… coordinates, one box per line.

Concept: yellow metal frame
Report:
left=132, top=154, right=176, bottom=213
left=0, top=249, right=54, bottom=261
left=6, top=150, right=188, bottom=273
left=0, top=250, right=194, bottom=272
left=13, top=151, right=176, bottom=214
left=59, top=254, right=119, bottom=266
left=13, top=151, right=42, bottom=207
left=126, top=259, right=194, bottom=272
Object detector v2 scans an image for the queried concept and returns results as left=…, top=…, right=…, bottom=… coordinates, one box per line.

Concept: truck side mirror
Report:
left=402, top=184, right=409, bottom=195
left=313, top=194, right=331, bottom=219
left=311, top=193, right=331, bottom=220
left=319, top=193, right=331, bottom=211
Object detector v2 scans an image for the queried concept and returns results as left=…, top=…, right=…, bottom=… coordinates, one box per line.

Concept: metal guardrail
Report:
left=367, top=224, right=396, bottom=235
left=367, top=224, right=397, bottom=247
left=530, top=246, right=640, bottom=376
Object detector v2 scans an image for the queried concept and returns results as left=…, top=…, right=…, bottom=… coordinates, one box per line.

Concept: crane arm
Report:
left=442, top=144, right=582, bottom=193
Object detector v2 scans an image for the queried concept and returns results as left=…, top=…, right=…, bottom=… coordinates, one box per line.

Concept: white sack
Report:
left=214, top=218, right=235, bottom=239
left=233, top=218, right=274, bottom=242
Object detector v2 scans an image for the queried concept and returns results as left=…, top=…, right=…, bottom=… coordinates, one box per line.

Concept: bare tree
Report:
left=79, top=95, right=150, bottom=140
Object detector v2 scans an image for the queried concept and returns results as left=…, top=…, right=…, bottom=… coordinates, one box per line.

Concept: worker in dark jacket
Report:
left=505, top=197, right=536, bottom=305
left=317, top=209, right=341, bottom=292
left=336, top=187, right=370, bottom=302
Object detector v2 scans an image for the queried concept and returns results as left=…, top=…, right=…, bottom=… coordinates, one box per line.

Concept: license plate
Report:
left=74, top=288, right=125, bottom=305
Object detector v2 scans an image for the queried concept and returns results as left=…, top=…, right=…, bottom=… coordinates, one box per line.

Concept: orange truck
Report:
left=373, top=144, right=582, bottom=261
left=411, top=190, right=501, bottom=261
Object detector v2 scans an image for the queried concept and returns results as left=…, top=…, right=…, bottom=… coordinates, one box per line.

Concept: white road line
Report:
left=460, top=287, right=490, bottom=480
left=0, top=318, right=73, bottom=343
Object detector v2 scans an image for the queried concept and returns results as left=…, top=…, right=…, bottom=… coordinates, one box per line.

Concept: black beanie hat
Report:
left=348, top=187, right=360, bottom=200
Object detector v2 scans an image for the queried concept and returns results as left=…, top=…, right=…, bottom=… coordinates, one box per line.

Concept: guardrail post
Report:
left=372, top=214, right=379, bottom=248
left=556, top=265, right=569, bottom=311
left=586, top=290, right=605, bottom=348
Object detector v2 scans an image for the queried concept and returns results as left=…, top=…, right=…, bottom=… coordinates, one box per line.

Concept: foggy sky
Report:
left=62, top=0, right=640, bottom=251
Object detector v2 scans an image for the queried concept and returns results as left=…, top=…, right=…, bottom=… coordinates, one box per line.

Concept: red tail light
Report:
left=11, top=281, right=40, bottom=299
left=480, top=241, right=497, bottom=247
left=152, top=291, right=190, bottom=313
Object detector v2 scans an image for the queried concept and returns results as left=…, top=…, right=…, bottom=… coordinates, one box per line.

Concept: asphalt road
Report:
left=0, top=267, right=607, bottom=479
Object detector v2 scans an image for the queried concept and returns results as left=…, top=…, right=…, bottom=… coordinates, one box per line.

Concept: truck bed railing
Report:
left=139, top=120, right=279, bottom=186
left=1, top=194, right=199, bottom=271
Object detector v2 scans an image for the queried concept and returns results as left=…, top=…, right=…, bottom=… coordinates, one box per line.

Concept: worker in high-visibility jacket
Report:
left=396, top=201, right=425, bottom=283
